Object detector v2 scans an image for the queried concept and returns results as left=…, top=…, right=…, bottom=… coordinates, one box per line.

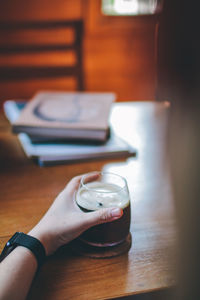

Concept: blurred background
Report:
left=0, top=0, right=163, bottom=103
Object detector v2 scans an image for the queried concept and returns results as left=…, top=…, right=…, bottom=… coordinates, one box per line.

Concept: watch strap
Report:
left=0, top=232, right=46, bottom=268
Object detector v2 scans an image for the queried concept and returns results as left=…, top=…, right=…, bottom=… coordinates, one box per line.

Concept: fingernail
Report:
left=110, top=208, right=123, bottom=218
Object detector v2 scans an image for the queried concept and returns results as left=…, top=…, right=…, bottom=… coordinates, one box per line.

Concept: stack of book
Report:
left=4, top=91, right=136, bottom=166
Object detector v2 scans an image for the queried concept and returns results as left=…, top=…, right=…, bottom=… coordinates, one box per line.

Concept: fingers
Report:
left=83, top=207, right=123, bottom=229
left=62, top=172, right=100, bottom=197
left=83, top=171, right=100, bottom=184
left=61, top=174, right=83, bottom=198
left=66, top=175, right=82, bottom=195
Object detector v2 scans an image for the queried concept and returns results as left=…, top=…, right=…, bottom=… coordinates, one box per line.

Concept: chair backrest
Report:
left=0, top=20, right=84, bottom=100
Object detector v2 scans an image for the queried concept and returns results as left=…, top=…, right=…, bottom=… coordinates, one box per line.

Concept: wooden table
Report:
left=0, top=102, right=176, bottom=300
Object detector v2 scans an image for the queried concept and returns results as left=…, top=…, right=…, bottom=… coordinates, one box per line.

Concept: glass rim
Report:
left=80, top=171, right=128, bottom=194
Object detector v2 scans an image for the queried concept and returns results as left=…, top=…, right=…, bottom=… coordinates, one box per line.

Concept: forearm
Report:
left=0, top=246, right=37, bottom=300
left=0, top=174, right=122, bottom=299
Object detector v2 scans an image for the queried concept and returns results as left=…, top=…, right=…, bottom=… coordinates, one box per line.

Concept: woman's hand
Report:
left=29, top=174, right=123, bottom=255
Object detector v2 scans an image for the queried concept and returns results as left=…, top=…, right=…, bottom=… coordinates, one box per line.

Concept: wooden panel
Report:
left=0, top=78, right=76, bottom=100
left=0, top=20, right=84, bottom=100
left=84, top=33, right=156, bottom=101
left=0, top=51, right=76, bottom=67
left=83, top=0, right=157, bottom=101
left=0, top=0, right=82, bottom=21
left=0, top=28, right=75, bottom=46
left=0, top=0, right=157, bottom=102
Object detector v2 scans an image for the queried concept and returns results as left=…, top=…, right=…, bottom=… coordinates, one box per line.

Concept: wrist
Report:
left=28, top=227, right=54, bottom=256
left=0, top=232, right=46, bottom=268
left=12, top=245, right=38, bottom=268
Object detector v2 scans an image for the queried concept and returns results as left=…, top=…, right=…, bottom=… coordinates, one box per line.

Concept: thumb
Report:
left=83, top=207, right=123, bottom=229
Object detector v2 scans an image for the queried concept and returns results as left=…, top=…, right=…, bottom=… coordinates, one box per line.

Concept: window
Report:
left=102, top=0, right=163, bottom=16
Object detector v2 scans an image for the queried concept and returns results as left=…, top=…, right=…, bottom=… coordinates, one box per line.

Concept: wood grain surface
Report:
left=0, top=102, right=176, bottom=299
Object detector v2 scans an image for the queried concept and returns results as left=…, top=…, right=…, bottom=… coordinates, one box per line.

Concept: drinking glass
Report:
left=76, top=171, right=131, bottom=247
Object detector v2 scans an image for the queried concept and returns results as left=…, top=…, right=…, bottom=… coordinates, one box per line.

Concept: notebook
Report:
left=4, top=100, right=136, bottom=166
left=12, top=91, right=116, bottom=142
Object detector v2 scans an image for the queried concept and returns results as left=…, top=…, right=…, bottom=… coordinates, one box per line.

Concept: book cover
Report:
left=12, top=91, right=116, bottom=142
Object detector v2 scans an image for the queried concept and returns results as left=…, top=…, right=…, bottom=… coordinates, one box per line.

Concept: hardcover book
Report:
left=12, top=91, right=116, bottom=142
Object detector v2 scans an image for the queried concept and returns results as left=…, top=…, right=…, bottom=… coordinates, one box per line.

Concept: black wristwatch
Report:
left=0, top=232, right=46, bottom=268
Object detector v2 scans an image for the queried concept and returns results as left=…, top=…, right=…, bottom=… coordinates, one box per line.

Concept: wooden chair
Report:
left=0, top=20, right=84, bottom=100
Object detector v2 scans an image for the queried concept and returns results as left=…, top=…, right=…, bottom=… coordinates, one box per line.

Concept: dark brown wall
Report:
left=0, top=0, right=157, bottom=102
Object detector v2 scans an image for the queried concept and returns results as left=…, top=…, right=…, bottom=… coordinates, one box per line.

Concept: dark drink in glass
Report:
left=76, top=172, right=131, bottom=247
